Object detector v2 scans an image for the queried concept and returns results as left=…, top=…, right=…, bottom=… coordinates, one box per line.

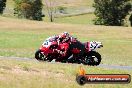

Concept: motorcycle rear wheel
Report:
left=84, top=51, right=101, bottom=66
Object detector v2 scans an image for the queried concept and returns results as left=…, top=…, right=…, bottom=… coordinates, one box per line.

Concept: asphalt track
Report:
left=0, top=56, right=132, bottom=70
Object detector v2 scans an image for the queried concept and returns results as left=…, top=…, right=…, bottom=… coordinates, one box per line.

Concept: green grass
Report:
left=6, top=0, right=94, bottom=8
left=0, top=16, right=132, bottom=66
left=0, top=58, right=131, bottom=88
left=53, top=13, right=95, bottom=25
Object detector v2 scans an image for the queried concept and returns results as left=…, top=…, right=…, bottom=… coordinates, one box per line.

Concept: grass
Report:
left=0, top=58, right=131, bottom=88
left=44, top=13, right=95, bottom=25
left=6, top=0, right=94, bottom=8
left=0, top=16, right=132, bottom=66
left=54, top=13, right=95, bottom=25
left=0, top=1, right=131, bottom=88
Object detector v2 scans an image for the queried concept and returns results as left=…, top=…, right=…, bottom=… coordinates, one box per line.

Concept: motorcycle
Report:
left=35, top=38, right=103, bottom=66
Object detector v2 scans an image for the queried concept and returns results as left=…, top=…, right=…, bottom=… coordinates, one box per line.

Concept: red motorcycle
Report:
left=35, top=38, right=103, bottom=66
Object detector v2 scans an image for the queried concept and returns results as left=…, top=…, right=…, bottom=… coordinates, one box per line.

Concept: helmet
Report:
left=59, top=32, right=70, bottom=42
left=59, top=32, right=69, bottom=39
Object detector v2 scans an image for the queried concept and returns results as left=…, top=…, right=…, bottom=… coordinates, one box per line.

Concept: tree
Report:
left=44, top=0, right=68, bottom=22
left=45, top=0, right=54, bottom=22
left=32, top=0, right=44, bottom=21
left=0, top=0, right=6, bottom=14
left=14, top=0, right=44, bottom=21
left=93, top=0, right=132, bottom=26
left=44, top=0, right=57, bottom=22
left=129, top=14, right=132, bottom=26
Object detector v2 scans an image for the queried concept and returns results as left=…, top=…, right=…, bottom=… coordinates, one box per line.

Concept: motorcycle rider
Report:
left=56, top=32, right=73, bottom=62
left=58, top=32, right=74, bottom=43
left=45, top=32, right=74, bottom=44
left=57, top=32, right=85, bottom=63
left=45, top=32, right=85, bottom=63
left=43, top=34, right=69, bottom=61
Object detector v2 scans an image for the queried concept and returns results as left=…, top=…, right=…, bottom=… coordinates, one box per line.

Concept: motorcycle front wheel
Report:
left=35, top=49, right=47, bottom=61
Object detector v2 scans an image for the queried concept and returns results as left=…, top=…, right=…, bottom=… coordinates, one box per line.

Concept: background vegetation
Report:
left=0, top=0, right=7, bottom=14
left=14, top=0, right=43, bottom=21
left=1, top=0, right=131, bottom=26
left=0, top=0, right=132, bottom=88
left=93, top=0, right=132, bottom=26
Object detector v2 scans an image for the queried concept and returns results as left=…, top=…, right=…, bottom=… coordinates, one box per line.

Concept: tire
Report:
left=84, top=51, right=101, bottom=66
left=35, top=49, right=47, bottom=61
